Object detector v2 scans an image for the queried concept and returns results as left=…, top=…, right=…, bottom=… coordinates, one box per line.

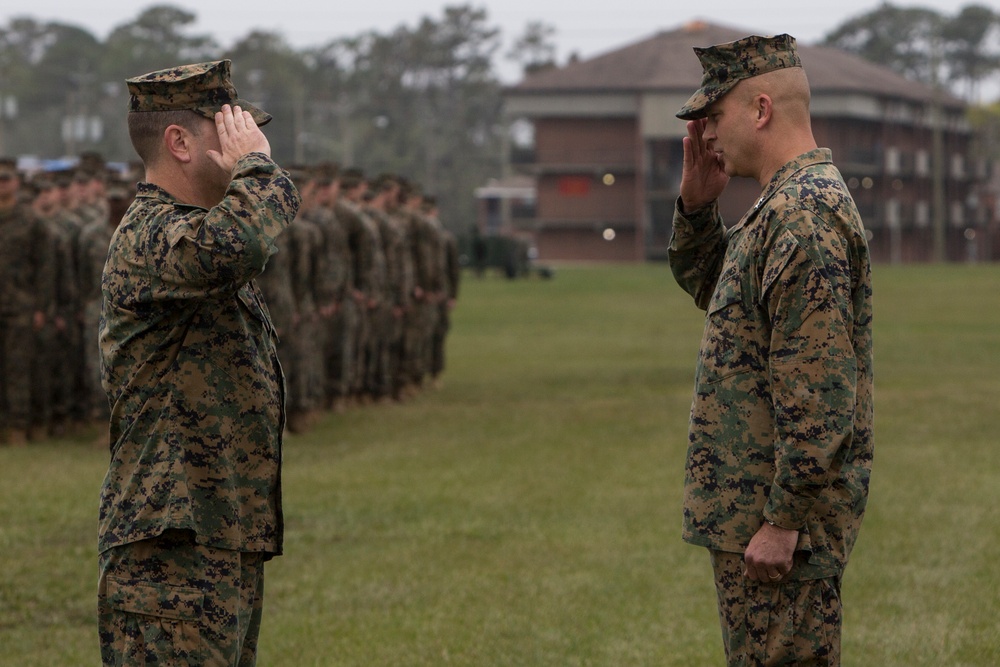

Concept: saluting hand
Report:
left=678, top=119, right=729, bottom=213
left=207, top=104, right=271, bottom=173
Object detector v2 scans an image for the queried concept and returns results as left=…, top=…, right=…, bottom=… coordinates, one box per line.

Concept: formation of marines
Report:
left=0, top=154, right=461, bottom=445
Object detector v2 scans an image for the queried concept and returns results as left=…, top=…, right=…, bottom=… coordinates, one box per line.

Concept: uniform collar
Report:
left=731, top=148, right=833, bottom=233
left=134, top=181, right=207, bottom=211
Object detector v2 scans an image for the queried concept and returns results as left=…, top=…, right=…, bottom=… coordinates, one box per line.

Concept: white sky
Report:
left=3, top=0, right=997, bottom=81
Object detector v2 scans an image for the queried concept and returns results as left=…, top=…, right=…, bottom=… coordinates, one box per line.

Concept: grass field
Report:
left=1, top=263, right=999, bottom=666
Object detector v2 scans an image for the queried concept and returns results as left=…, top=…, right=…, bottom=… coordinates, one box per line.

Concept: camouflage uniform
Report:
left=430, top=213, right=460, bottom=382
left=256, top=219, right=295, bottom=347
left=284, top=207, right=325, bottom=430
left=80, top=181, right=133, bottom=426
left=0, top=171, right=56, bottom=443
left=669, top=36, right=873, bottom=666
left=401, top=201, right=441, bottom=389
left=368, top=202, right=411, bottom=400
left=45, top=199, right=84, bottom=434
left=98, top=60, right=299, bottom=667
left=388, top=209, right=416, bottom=400
left=99, top=529, right=267, bottom=666
left=422, top=212, right=445, bottom=380
left=311, top=194, right=353, bottom=410
left=77, top=207, right=118, bottom=422
left=336, top=197, right=375, bottom=398
left=359, top=209, right=388, bottom=399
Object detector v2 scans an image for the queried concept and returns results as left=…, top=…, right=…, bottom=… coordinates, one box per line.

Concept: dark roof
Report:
left=511, top=21, right=963, bottom=108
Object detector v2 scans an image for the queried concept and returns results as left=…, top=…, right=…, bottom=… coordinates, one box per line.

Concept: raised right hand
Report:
left=206, top=104, right=271, bottom=173
left=678, top=119, right=728, bottom=213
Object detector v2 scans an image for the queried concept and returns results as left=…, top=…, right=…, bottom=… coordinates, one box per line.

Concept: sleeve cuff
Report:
left=764, top=484, right=812, bottom=530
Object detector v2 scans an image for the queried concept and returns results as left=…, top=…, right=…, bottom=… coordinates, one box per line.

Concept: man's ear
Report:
left=755, top=94, right=773, bottom=128
left=163, top=125, right=194, bottom=163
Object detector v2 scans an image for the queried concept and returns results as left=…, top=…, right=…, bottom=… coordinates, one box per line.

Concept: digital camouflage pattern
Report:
left=0, top=202, right=55, bottom=321
left=43, top=207, right=83, bottom=430
left=283, top=209, right=325, bottom=427
left=710, top=550, right=842, bottom=666
left=99, top=152, right=300, bottom=557
left=369, top=205, right=411, bottom=397
left=127, top=60, right=271, bottom=126
left=98, top=529, right=266, bottom=666
left=668, top=148, right=874, bottom=580
left=401, top=206, right=443, bottom=386
left=336, top=198, right=377, bottom=395
left=311, top=203, right=355, bottom=406
left=77, top=215, right=117, bottom=421
left=430, top=213, right=460, bottom=379
left=0, top=200, right=56, bottom=434
left=676, top=34, right=802, bottom=121
left=358, top=208, right=389, bottom=396
left=255, top=221, right=295, bottom=336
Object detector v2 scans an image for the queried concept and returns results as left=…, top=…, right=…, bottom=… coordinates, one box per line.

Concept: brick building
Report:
left=496, top=21, right=993, bottom=263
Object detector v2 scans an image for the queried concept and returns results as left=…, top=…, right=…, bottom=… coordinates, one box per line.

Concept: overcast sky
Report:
left=3, top=0, right=997, bottom=81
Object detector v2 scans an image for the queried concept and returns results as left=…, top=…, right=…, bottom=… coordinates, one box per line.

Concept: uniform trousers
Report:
left=710, top=549, right=842, bottom=667
left=0, top=316, right=36, bottom=431
left=99, top=529, right=266, bottom=667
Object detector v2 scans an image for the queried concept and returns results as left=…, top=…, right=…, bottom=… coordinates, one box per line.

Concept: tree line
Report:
left=1, top=2, right=999, bottom=233
left=823, top=2, right=1000, bottom=103
left=0, top=4, right=512, bottom=232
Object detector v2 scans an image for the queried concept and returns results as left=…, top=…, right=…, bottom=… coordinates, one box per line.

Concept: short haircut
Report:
left=339, top=168, right=366, bottom=191
left=127, top=110, right=204, bottom=166
left=369, top=173, right=398, bottom=193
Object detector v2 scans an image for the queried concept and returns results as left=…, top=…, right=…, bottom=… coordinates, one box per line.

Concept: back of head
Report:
left=749, top=66, right=812, bottom=127
left=127, top=108, right=203, bottom=168
left=339, top=168, right=366, bottom=192
left=125, top=60, right=270, bottom=168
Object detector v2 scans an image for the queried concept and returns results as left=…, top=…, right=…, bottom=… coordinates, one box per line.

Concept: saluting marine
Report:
left=97, top=59, right=300, bottom=666
left=668, top=34, right=874, bottom=666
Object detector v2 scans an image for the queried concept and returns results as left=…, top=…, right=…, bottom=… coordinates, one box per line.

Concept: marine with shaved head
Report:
left=668, top=34, right=874, bottom=666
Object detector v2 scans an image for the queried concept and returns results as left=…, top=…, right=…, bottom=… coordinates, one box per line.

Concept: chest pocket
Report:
left=699, top=268, right=757, bottom=383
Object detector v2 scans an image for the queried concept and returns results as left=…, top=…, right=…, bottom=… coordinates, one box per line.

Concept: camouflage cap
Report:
left=105, top=177, right=133, bottom=200
left=26, top=173, right=55, bottom=196
left=285, top=165, right=314, bottom=188
left=314, top=161, right=340, bottom=185
left=676, top=34, right=801, bottom=121
left=51, top=169, right=74, bottom=188
left=126, top=59, right=271, bottom=126
left=339, top=167, right=366, bottom=190
left=0, top=157, right=17, bottom=178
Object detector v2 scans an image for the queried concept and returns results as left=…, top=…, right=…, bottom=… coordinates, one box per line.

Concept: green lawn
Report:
left=1, top=263, right=998, bottom=665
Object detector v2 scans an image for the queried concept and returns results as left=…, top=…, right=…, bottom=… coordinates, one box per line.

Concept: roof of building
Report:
left=510, top=21, right=963, bottom=109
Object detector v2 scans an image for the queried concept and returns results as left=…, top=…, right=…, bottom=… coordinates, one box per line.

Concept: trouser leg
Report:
left=98, top=530, right=267, bottom=667
left=709, top=549, right=842, bottom=667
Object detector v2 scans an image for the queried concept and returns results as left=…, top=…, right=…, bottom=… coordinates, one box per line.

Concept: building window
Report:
left=951, top=154, right=965, bottom=179
left=484, top=197, right=502, bottom=235
left=509, top=118, right=534, bottom=149
left=915, top=200, right=930, bottom=227
left=951, top=201, right=964, bottom=226
left=885, top=147, right=901, bottom=175
left=916, top=150, right=930, bottom=177
left=508, top=118, right=535, bottom=164
left=886, top=198, right=900, bottom=227
left=646, top=139, right=682, bottom=193
left=558, top=176, right=592, bottom=196
left=976, top=157, right=989, bottom=180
